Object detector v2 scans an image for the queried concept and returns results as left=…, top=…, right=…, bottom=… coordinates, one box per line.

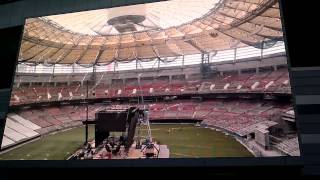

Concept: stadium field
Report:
left=0, top=124, right=253, bottom=160
left=139, top=124, right=253, bottom=158
left=0, top=126, right=95, bottom=160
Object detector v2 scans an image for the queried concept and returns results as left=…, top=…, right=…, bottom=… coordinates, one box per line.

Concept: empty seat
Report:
left=1, top=136, right=15, bottom=148
left=4, top=126, right=27, bottom=142
left=8, top=113, right=41, bottom=130
left=5, top=118, right=39, bottom=138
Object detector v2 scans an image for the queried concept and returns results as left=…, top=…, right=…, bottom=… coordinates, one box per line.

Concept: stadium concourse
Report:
left=0, top=0, right=300, bottom=159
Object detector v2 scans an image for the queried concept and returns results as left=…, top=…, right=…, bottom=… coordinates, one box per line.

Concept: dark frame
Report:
left=0, top=0, right=306, bottom=174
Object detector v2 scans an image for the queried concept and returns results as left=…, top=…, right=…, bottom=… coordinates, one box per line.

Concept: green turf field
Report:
left=139, top=124, right=253, bottom=158
left=0, top=124, right=252, bottom=160
left=0, top=126, right=95, bottom=160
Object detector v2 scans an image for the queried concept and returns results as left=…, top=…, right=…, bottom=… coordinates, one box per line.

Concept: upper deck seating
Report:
left=10, top=69, right=291, bottom=105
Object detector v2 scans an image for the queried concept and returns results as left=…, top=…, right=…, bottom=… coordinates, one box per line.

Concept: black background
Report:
left=0, top=0, right=318, bottom=178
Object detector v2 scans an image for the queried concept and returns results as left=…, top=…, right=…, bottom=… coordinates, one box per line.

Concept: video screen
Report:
left=0, top=0, right=300, bottom=160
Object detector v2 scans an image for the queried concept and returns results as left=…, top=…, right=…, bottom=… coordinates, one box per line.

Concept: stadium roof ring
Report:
left=18, top=0, right=283, bottom=66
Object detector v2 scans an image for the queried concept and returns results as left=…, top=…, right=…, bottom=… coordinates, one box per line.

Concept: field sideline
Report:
left=0, top=124, right=253, bottom=160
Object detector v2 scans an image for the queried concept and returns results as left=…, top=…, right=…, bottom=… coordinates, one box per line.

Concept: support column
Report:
left=85, top=80, right=88, bottom=145
left=136, top=59, right=138, bottom=70
left=52, top=64, right=55, bottom=76
left=182, top=55, right=185, bottom=68
left=92, top=65, right=96, bottom=83
left=234, top=48, right=237, bottom=62
left=261, top=41, right=264, bottom=60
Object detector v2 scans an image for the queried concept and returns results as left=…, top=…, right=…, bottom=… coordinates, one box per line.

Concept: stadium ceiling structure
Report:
left=18, top=0, right=283, bottom=66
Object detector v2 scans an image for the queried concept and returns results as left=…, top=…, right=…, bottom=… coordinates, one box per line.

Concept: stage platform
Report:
left=88, top=142, right=170, bottom=159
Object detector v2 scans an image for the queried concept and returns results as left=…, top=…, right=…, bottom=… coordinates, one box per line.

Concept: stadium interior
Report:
left=0, top=0, right=301, bottom=160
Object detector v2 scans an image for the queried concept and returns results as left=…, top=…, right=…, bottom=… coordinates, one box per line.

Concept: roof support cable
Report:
left=52, top=64, right=55, bottom=77
left=228, top=0, right=278, bottom=28
left=74, top=36, right=95, bottom=65
left=39, top=48, right=53, bottom=66
left=137, top=73, right=152, bottom=142
left=89, top=70, right=107, bottom=94
left=213, top=12, right=281, bottom=38
left=152, top=58, right=158, bottom=69
left=19, top=45, right=49, bottom=63
left=81, top=72, right=88, bottom=86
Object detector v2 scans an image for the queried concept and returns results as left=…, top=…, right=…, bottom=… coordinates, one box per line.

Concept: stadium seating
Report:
left=1, top=115, right=41, bottom=149
left=142, top=100, right=287, bottom=137
left=92, top=101, right=286, bottom=133
left=274, top=136, right=300, bottom=156
left=19, top=110, right=53, bottom=128
left=4, top=68, right=296, bottom=152
left=1, top=136, right=15, bottom=148
left=8, top=114, right=41, bottom=131
left=3, top=98, right=296, bottom=153
left=9, top=69, right=291, bottom=106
